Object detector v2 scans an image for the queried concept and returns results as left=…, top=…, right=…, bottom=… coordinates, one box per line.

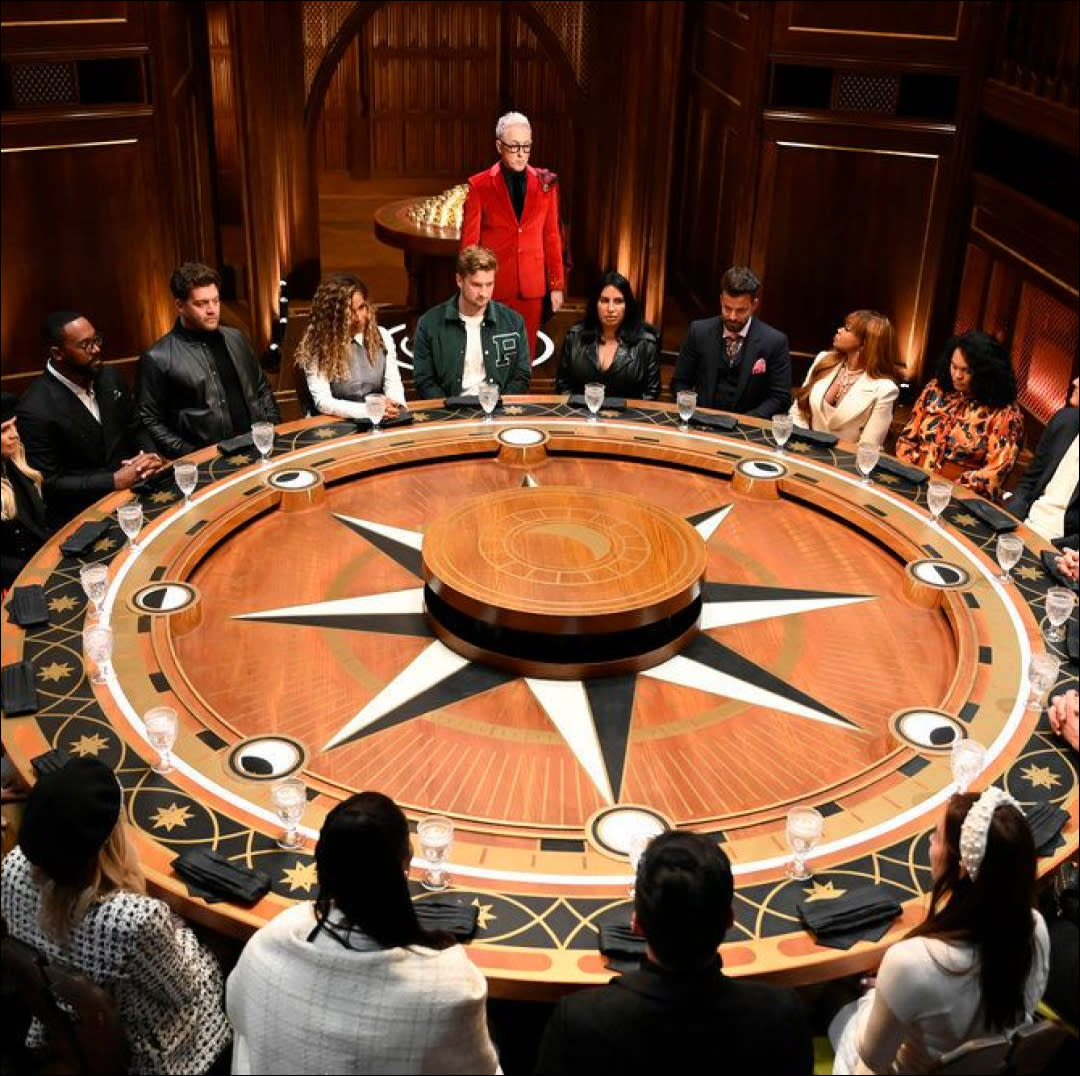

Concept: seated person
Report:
left=137, top=262, right=280, bottom=457
left=555, top=271, right=661, bottom=400
left=895, top=331, right=1024, bottom=500
left=16, top=313, right=165, bottom=526
left=411, top=245, right=531, bottom=400
left=1007, top=375, right=1078, bottom=548
left=1, top=393, right=51, bottom=590
left=830, top=788, right=1049, bottom=1074
left=535, top=832, right=812, bottom=1075
left=294, top=274, right=406, bottom=419
left=227, top=791, right=498, bottom=1075
left=1, top=758, right=230, bottom=1074
left=790, top=311, right=900, bottom=448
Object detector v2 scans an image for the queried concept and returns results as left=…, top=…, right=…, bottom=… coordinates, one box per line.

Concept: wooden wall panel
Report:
left=0, top=1, right=144, bottom=51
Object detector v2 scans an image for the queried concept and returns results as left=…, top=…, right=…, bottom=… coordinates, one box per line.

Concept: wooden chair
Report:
left=1007, top=1020, right=1073, bottom=1074
left=933, top=1033, right=1012, bottom=1074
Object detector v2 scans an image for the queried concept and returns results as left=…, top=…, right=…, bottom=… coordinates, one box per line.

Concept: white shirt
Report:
left=1026, top=434, right=1079, bottom=542
left=47, top=360, right=100, bottom=421
left=303, top=325, right=407, bottom=418
left=460, top=311, right=486, bottom=396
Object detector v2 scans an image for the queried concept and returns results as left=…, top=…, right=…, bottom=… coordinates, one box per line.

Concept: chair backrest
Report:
left=1007, top=1020, right=1072, bottom=1075
left=934, top=1033, right=1011, bottom=1075
left=1, top=933, right=129, bottom=1075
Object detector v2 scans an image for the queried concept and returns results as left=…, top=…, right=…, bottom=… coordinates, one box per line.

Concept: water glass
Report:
left=772, top=414, right=794, bottom=455
left=950, top=738, right=987, bottom=793
left=83, top=623, right=114, bottom=685
left=251, top=421, right=274, bottom=465
left=417, top=815, right=454, bottom=891
left=366, top=393, right=387, bottom=434
left=926, top=479, right=952, bottom=527
left=994, top=534, right=1023, bottom=583
left=175, top=462, right=198, bottom=508
left=676, top=390, right=697, bottom=430
left=584, top=382, right=605, bottom=421
left=117, top=502, right=143, bottom=550
left=856, top=442, right=880, bottom=486
left=271, top=777, right=307, bottom=850
left=478, top=381, right=499, bottom=422
left=79, top=562, right=109, bottom=619
left=785, top=805, right=824, bottom=881
left=144, top=705, right=179, bottom=774
left=1044, top=587, right=1076, bottom=643
left=1027, top=652, right=1062, bottom=711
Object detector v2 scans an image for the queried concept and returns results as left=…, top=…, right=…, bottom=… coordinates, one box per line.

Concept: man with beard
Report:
left=16, top=312, right=165, bottom=526
left=672, top=266, right=792, bottom=418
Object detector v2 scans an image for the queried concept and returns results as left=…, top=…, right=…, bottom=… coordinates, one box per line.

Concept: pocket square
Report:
left=751, top=358, right=767, bottom=375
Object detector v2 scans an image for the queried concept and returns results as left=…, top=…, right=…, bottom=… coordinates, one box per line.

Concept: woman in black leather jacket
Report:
left=555, top=271, right=661, bottom=400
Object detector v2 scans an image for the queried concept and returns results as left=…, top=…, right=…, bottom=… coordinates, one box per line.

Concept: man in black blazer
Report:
left=1007, top=375, right=1078, bottom=550
left=17, top=312, right=167, bottom=526
left=672, top=266, right=792, bottom=418
left=535, top=832, right=812, bottom=1075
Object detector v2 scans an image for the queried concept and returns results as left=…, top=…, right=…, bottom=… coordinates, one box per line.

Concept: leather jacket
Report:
left=555, top=322, right=662, bottom=400
left=137, top=321, right=280, bottom=458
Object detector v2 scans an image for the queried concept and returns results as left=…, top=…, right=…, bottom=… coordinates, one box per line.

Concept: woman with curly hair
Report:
left=896, top=331, right=1024, bottom=499
left=830, top=788, right=1049, bottom=1073
left=295, top=275, right=406, bottom=419
left=1, top=392, right=50, bottom=591
left=789, top=311, right=901, bottom=449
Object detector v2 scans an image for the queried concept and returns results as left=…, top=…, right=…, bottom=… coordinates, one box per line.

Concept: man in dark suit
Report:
left=535, top=832, right=812, bottom=1075
left=672, top=266, right=792, bottom=418
left=1007, top=375, right=1078, bottom=550
left=16, top=312, right=166, bottom=526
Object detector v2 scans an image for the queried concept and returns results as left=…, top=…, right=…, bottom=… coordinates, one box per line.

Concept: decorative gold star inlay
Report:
left=313, top=427, right=338, bottom=439
left=802, top=880, right=847, bottom=902
left=412, top=412, right=430, bottom=422
left=471, top=897, right=496, bottom=929
left=877, top=473, right=899, bottom=485
left=787, top=441, right=810, bottom=454
left=48, top=595, right=78, bottom=613
left=1021, top=764, right=1060, bottom=789
left=227, top=453, right=252, bottom=466
left=952, top=513, right=977, bottom=528
left=93, top=536, right=117, bottom=552
left=1015, top=564, right=1041, bottom=582
left=69, top=733, right=109, bottom=757
left=38, top=661, right=74, bottom=683
left=282, top=861, right=318, bottom=892
left=503, top=405, right=526, bottom=415
left=150, top=490, right=177, bottom=504
left=151, top=803, right=193, bottom=832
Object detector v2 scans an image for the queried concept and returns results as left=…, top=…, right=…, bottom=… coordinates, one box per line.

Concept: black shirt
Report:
left=502, top=164, right=526, bottom=221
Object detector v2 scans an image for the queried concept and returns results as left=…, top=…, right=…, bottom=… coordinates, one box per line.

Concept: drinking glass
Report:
left=584, top=382, right=605, bottom=421
left=251, top=421, right=274, bottom=465
left=83, top=624, right=114, bottom=685
left=175, top=462, right=198, bottom=508
left=1044, top=587, right=1077, bottom=643
left=478, top=381, right=500, bottom=422
left=785, top=805, right=824, bottom=881
left=950, top=738, right=987, bottom=794
left=366, top=393, right=387, bottom=434
left=994, top=534, right=1023, bottom=583
left=772, top=414, right=794, bottom=456
left=79, top=562, right=109, bottom=619
left=117, top=502, right=143, bottom=550
left=417, top=815, right=454, bottom=891
left=271, top=777, right=307, bottom=850
left=1027, top=652, right=1062, bottom=712
left=676, top=390, right=697, bottom=431
left=856, top=442, right=880, bottom=486
left=144, top=705, right=179, bottom=774
left=926, top=479, right=952, bottom=527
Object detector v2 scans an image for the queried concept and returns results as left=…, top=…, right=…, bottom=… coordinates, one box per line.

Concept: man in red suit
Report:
left=460, top=111, right=565, bottom=358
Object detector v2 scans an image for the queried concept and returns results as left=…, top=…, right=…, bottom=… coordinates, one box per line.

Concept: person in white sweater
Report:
left=226, top=791, right=499, bottom=1075
left=790, top=311, right=900, bottom=448
left=831, top=787, right=1049, bottom=1074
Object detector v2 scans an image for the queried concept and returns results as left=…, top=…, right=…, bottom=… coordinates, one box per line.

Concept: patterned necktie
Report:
left=724, top=333, right=742, bottom=364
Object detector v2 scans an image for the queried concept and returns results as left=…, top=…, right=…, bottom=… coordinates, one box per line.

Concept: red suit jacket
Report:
left=460, top=163, right=565, bottom=302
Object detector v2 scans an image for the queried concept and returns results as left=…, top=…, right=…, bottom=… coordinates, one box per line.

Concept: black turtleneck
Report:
left=501, top=164, right=526, bottom=221
left=175, top=321, right=250, bottom=435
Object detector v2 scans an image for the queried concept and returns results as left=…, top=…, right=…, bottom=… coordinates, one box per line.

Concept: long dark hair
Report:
left=581, top=270, right=645, bottom=345
left=313, top=791, right=452, bottom=951
left=907, top=793, right=1037, bottom=1030
left=936, top=331, right=1017, bottom=408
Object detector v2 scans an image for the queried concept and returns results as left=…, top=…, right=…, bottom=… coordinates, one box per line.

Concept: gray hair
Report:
left=495, top=111, right=531, bottom=141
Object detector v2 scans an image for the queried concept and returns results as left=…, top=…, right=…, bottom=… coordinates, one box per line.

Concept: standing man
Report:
left=137, top=262, right=279, bottom=458
left=16, top=311, right=166, bottom=526
left=672, top=266, right=792, bottom=418
left=411, top=245, right=531, bottom=399
left=460, top=111, right=565, bottom=358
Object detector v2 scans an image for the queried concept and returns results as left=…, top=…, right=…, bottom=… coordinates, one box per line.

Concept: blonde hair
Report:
left=295, top=275, right=383, bottom=384
left=33, top=818, right=147, bottom=940
left=1, top=434, right=44, bottom=521
left=457, top=245, right=498, bottom=276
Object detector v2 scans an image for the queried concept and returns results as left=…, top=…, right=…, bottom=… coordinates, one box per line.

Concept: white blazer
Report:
left=790, top=351, right=899, bottom=449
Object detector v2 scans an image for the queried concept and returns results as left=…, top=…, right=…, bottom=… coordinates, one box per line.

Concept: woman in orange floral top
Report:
left=896, top=331, right=1024, bottom=500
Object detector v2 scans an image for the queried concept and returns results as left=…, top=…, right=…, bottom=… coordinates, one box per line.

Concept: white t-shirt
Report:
left=460, top=312, right=486, bottom=396
left=1026, top=434, right=1079, bottom=542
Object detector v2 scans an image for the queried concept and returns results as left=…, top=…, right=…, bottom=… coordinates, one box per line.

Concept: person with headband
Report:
left=830, top=787, right=1049, bottom=1073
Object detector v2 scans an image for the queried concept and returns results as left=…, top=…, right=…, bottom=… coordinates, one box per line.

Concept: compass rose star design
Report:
left=69, top=733, right=109, bottom=757
left=151, top=803, right=193, bottom=832
left=282, top=861, right=318, bottom=892
left=236, top=500, right=873, bottom=805
left=803, top=880, right=846, bottom=901
left=1020, top=763, right=1060, bottom=790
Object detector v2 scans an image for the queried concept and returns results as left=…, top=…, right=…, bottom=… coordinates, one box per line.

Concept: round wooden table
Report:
left=3, top=399, right=1076, bottom=997
left=373, top=196, right=460, bottom=310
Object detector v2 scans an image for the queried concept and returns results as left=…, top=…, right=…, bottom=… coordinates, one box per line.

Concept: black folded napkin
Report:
left=689, top=411, right=739, bottom=432
left=788, top=426, right=838, bottom=447
left=414, top=897, right=479, bottom=941
left=7, top=585, right=50, bottom=628
left=353, top=410, right=416, bottom=432
left=31, top=748, right=73, bottom=777
left=1041, top=551, right=1079, bottom=591
left=798, top=885, right=902, bottom=950
left=1, top=660, right=39, bottom=716
left=172, top=848, right=272, bottom=905
left=874, top=457, right=929, bottom=485
left=218, top=433, right=255, bottom=455
left=598, top=922, right=647, bottom=968
left=959, top=497, right=1019, bottom=533
left=1025, top=801, right=1069, bottom=855
left=568, top=394, right=627, bottom=411
left=444, top=395, right=483, bottom=408
left=59, top=519, right=112, bottom=556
